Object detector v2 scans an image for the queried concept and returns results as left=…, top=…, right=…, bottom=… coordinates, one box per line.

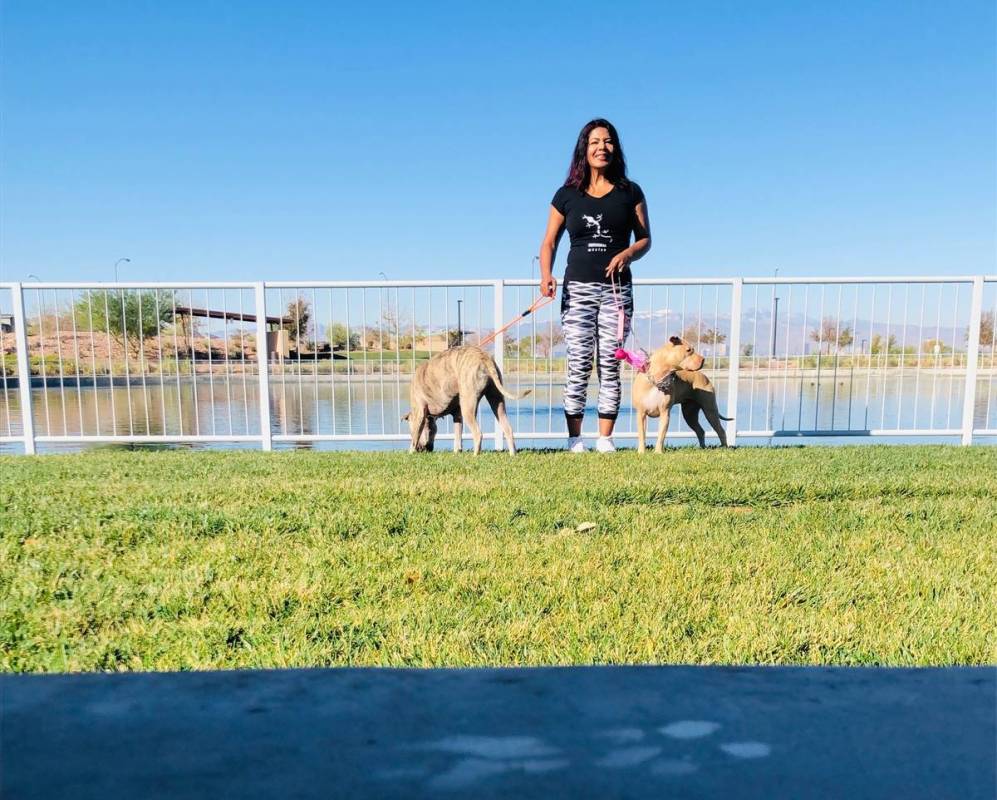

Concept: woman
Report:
left=539, top=119, right=651, bottom=452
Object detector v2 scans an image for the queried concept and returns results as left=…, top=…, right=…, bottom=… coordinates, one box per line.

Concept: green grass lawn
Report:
left=2, top=446, right=995, bottom=672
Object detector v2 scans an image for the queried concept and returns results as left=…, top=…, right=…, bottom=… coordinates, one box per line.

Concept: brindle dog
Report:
left=404, top=345, right=530, bottom=455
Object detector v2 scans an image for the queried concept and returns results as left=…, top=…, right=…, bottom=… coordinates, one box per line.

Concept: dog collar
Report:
left=648, top=370, right=676, bottom=393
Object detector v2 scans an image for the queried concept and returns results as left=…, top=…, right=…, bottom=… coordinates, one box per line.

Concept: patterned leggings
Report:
left=560, top=280, right=633, bottom=420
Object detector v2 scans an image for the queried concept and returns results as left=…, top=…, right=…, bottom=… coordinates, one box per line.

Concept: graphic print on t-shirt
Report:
left=581, top=214, right=612, bottom=241
left=551, top=182, right=644, bottom=283
left=582, top=213, right=612, bottom=253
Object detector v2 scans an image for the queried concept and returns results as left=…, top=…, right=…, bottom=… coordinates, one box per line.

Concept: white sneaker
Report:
left=595, top=436, right=617, bottom=453
left=566, top=436, right=587, bottom=453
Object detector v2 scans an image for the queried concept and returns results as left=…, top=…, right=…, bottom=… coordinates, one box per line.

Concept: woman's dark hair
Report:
left=564, top=118, right=630, bottom=192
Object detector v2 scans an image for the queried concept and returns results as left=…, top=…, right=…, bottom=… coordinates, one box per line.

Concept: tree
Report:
left=809, top=317, right=853, bottom=354
left=285, top=298, right=311, bottom=348
left=978, top=311, right=995, bottom=350
left=741, top=342, right=754, bottom=358
left=326, top=322, right=360, bottom=351
left=536, top=328, right=564, bottom=358
left=922, top=338, right=951, bottom=355
left=362, top=325, right=391, bottom=350
left=870, top=333, right=897, bottom=355
left=74, top=290, right=175, bottom=356
left=518, top=329, right=564, bottom=358
left=679, top=322, right=726, bottom=349
left=697, top=327, right=727, bottom=354
left=837, top=326, right=854, bottom=351
left=680, top=323, right=701, bottom=346
left=378, top=301, right=413, bottom=350
left=699, top=328, right=727, bottom=346
left=395, top=319, right=426, bottom=350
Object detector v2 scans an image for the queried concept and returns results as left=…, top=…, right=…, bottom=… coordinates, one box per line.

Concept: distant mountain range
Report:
left=454, top=306, right=978, bottom=357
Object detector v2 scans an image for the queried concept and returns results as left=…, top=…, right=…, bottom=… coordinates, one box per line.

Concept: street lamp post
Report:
left=376, top=273, right=389, bottom=350
left=767, top=268, right=780, bottom=438
left=456, top=299, right=463, bottom=346
left=114, top=258, right=131, bottom=283
left=770, top=296, right=779, bottom=356
left=769, top=268, right=780, bottom=359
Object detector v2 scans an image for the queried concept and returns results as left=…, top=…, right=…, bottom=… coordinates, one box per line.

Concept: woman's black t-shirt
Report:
left=551, top=181, right=647, bottom=284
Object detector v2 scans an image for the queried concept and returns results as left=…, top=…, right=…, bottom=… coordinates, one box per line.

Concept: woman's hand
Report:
left=605, top=249, right=633, bottom=278
left=540, top=274, right=558, bottom=298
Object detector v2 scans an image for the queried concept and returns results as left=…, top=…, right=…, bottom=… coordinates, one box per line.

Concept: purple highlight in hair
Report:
left=564, top=118, right=630, bottom=192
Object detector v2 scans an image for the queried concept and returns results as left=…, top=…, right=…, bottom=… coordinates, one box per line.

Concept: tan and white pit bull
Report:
left=632, top=336, right=733, bottom=452
left=404, top=345, right=530, bottom=455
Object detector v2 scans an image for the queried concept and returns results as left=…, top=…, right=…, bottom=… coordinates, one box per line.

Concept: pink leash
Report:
left=610, top=272, right=649, bottom=372
left=477, top=294, right=555, bottom=348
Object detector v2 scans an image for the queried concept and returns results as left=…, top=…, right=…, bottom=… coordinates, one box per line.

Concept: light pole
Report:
left=769, top=268, right=780, bottom=359
left=767, top=268, right=780, bottom=438
left=456, top=299, right=463, bottom=346
left=114, top=258, right=131, bottom=282
left=376, top=273, right=389, bottom=350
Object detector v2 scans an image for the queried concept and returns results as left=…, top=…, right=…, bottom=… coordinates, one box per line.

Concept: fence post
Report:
left=726, top=278, right=743, bottom=446
left=961, top=275, right=984, bottom=445
left=254, top=282, right=273, bottom=451
left=11, top=283, right=35, bottom=455
left=493, top=280, right=505, bottom=451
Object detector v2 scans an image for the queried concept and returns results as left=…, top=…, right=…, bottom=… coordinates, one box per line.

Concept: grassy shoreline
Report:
left=2, top=446, right=995, bottom=672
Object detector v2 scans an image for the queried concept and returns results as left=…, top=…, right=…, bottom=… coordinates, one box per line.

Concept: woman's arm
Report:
left=539, top=205, right=565, bottom=297
left=606, top=200, right=652, bottom=278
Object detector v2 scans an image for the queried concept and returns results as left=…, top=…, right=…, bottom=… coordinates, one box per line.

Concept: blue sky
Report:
left=1, top=0, right=995, bottom=284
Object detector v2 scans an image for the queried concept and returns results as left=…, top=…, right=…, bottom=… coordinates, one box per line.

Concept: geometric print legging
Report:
left=560, top=280, right=634, bottom=420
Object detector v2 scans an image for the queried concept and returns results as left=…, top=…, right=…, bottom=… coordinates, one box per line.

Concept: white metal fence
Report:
left=1, top=276, right=994, bottom=453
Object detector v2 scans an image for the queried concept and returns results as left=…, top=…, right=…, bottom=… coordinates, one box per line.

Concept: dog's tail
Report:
left=484, top=359, right=532, bottom=400
left=719, top=414, right=734, bottom=421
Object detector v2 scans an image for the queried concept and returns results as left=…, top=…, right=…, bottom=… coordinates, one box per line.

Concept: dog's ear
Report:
left=669, top=335, right=682, bottom=346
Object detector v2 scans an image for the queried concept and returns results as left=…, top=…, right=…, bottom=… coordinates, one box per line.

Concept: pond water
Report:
left=2, top=368, right=994, bottom=452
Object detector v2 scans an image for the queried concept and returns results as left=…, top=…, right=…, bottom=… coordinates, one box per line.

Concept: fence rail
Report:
left=1, top=275, right=995, bottom=453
